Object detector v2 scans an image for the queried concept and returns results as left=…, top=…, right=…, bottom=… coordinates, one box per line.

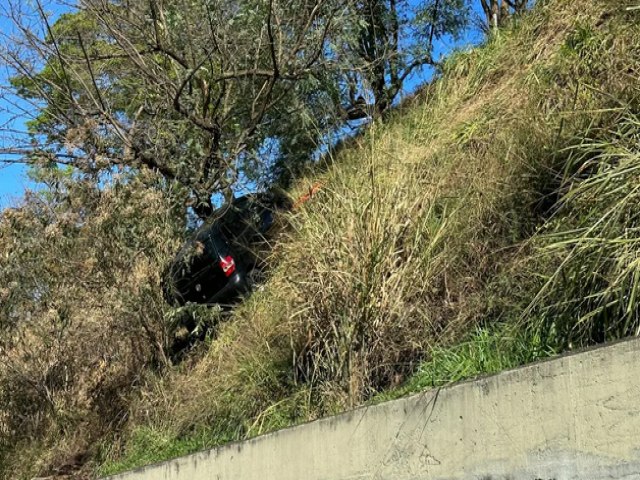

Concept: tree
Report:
left=0, top=0, right=350, bottom=218
left=336, top=0, right=470, bottom=117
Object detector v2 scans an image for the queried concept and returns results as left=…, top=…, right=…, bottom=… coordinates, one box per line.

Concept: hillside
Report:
left=2, top=0, right=640, bottom=478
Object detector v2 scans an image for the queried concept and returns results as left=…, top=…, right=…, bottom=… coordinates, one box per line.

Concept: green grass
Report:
left=98, top=2, right=640, bottom=475
left=374, top=324, right=559, bottom=403
left=97, top=427, right=229, bottom=477
left=98, top=385, right=314, bottom=477
left=101, top=322, right=559, bottom=477
left=527, top=111, right=640, bottom=347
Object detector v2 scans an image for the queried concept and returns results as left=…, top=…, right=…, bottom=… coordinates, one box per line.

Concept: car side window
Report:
left=205, top=226, right=231, bottom=258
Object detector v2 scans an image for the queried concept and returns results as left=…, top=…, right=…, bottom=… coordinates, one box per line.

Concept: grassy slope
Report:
left=93, top=0, right=640, bottom=475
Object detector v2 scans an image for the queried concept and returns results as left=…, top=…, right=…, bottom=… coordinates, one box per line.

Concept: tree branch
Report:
left=76, top=30, right=107, bottom=112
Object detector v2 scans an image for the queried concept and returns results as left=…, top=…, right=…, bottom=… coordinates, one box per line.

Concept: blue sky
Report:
left=0, top=0, right=68, bottom=208
left=0, top=1, right=485, bottom=209
left=0, top=9, right=28, bottom=208
left=0, top=164, right=30, bottom=207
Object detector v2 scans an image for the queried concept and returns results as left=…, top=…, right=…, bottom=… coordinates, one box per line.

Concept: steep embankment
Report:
left=2, top=0, right=639, bottom=478
left=95, top=0, right=640, bottom=475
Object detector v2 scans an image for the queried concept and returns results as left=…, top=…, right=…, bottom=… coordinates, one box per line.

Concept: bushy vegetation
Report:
left=2, top=0, right=640, bottom=478
left=0, top=171, right=185, bottom=477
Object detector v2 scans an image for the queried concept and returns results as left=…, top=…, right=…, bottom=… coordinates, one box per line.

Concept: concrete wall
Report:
left=106, top=338, right=640, bottom=480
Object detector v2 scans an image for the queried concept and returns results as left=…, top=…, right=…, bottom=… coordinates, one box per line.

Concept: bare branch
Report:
left=76, top=30, right=106, bottom=112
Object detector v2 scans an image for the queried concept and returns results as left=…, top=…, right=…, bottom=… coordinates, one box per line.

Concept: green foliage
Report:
left=97, top=427, right=229, bottom=477
left=2, top=0, right=354, bottom=217
left=336, top=0, right=470, bottom=114
left=415, top=0, right=470, bottom=43
left=529, top=112, right=640, bottom=347
left=103, top=4, right=640, bottom=475
left=374, top=324, right=558, bottom=402
left=0, top=170, right=186, bottom=478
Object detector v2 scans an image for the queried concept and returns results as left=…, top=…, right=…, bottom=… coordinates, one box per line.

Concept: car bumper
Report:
left=207, top=270, right=250, bottom=305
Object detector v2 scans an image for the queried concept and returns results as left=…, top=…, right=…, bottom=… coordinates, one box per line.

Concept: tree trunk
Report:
left=491, top=0, right=499, bottom=30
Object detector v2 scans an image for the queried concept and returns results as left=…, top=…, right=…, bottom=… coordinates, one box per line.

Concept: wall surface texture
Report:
left=106, top=338, right=640, bottom=480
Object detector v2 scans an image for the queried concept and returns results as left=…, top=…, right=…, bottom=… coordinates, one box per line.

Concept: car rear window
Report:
left=169, top=226, right=234, bottom=303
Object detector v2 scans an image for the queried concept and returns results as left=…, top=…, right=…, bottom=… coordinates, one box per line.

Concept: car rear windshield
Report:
left=169, top=226, right=234, bottom=303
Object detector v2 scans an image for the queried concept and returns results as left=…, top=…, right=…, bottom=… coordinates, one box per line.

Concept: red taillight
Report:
left=219, top=255, right=236, bottom=277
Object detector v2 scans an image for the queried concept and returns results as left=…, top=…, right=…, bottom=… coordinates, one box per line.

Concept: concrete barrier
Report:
left=106, top=338, right=640, bottom=480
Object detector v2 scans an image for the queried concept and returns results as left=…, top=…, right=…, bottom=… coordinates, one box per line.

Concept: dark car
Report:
left=163, top=191, right=290, bottom=307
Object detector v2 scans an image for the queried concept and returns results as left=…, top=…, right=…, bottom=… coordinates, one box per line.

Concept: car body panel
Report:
left=163, top=191, right=290, bottom=307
